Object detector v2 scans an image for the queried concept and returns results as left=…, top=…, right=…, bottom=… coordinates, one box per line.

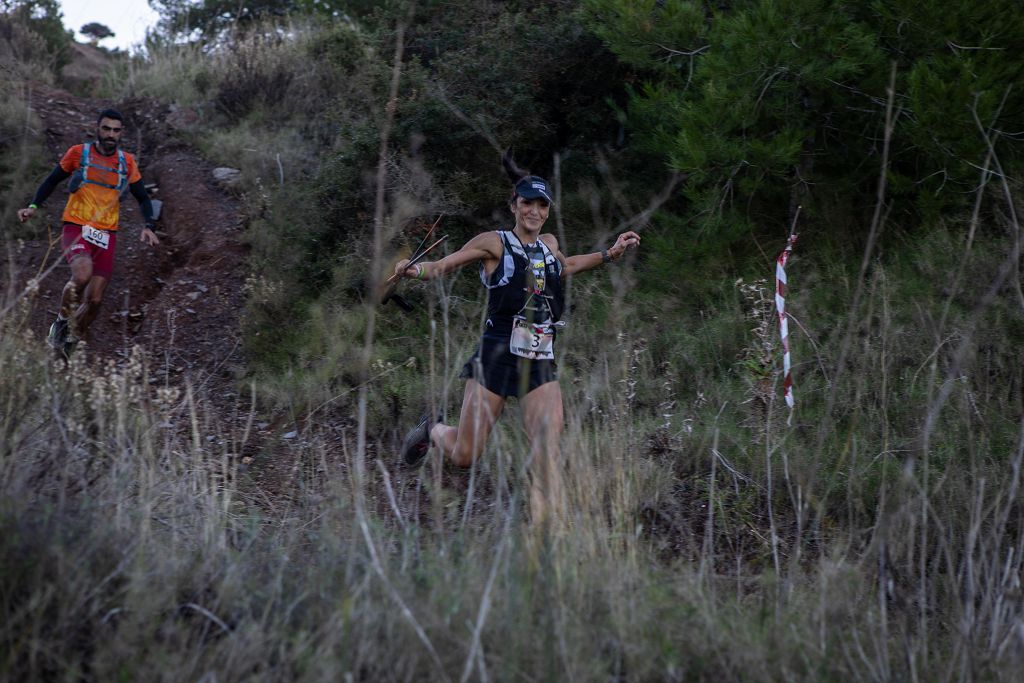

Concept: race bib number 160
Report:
left=81, top=225, right=110, bottom=249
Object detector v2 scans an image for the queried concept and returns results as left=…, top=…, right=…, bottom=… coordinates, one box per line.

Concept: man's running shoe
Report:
left=47, top=318, right=69, bottom=349
left=400, top=411, right=439, bottom=467
left=62, top=334, right=80, bottom=359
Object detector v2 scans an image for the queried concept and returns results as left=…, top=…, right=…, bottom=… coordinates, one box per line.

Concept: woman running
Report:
left=395, top=154, right=640, bottom=521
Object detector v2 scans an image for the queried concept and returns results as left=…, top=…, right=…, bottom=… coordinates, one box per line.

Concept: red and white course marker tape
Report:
left=775, top=232, right=798, bottom=419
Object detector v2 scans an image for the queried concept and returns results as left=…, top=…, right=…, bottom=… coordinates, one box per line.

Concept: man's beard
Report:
left=99, top=138, right=118, bottom=154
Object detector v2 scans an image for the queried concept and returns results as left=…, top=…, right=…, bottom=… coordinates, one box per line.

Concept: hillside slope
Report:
left=7, top=84, right=248, bottom=387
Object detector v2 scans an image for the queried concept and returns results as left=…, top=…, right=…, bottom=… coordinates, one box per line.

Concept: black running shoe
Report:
left=47, top=318, right=69, bottom=349
left=400, top=411, right=439, bottom=467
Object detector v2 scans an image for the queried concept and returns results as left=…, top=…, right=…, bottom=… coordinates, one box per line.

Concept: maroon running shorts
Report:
left=62, top=223, right=117, bottom=279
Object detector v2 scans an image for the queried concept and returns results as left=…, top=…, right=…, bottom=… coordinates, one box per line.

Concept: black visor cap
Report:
left=514, top=176, right=554, bottom=205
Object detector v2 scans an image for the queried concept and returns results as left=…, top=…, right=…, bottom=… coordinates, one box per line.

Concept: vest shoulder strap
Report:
left=78, top=142, right=128, bottom=191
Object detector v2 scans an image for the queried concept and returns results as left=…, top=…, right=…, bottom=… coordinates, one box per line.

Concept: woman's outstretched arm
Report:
left=394, top=230, right=503, bottom=280
left=556, top=230, right=641, bottom=277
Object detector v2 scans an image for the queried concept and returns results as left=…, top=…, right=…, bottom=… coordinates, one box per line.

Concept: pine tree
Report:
left=80, top=22, right=114, bottom=45
left=585, top=0, right=1024, bottom=255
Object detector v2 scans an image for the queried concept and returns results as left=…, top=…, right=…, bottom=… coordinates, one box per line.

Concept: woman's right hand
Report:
left=394, top=259, right=420, bottom=279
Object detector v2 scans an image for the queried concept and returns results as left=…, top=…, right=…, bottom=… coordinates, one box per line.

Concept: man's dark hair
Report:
left=97, top=109, right=124, bottom=124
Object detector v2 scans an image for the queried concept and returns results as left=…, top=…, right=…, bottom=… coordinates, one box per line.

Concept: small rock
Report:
left=166, top=106, right=199, bottom=131
left=186, top=291, right=200, bottom=301
left=283, top=431, right=298, bottom=439
left=212, top=167, right=242, bottom=188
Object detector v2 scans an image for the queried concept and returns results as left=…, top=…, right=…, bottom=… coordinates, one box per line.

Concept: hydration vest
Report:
left=68, top=143, right=129, bottom=195
left=480, top=231, right=565, bottom=337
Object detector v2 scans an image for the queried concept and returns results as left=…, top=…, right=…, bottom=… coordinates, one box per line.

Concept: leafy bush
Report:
left=0, top=1, right=68, bottom=82
left=0, top=0, right=72, bottom=72
left=106, top=37, right=213, bottom=107
left=0, top=10, right=55, bottom=225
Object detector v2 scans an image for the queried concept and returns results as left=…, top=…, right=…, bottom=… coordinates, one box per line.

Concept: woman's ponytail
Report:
left=502, top=148, right=529, bottom=184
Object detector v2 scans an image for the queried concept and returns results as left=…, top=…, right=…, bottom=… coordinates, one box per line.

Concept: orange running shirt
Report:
left=59, top=143, right=142, bottom=232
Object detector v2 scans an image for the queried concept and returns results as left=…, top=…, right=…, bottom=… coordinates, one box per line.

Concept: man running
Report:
left=17, top=108, right=159, bottom=356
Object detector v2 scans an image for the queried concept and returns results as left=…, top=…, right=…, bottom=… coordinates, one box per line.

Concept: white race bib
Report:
left=510, top=317, right=554, bottom=360
left=81, top=225, right=110, bottom=250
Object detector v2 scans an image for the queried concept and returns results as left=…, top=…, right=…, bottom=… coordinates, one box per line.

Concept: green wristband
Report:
left=416, top=264, right=426, bottom=280
left=28, top=203, right=38, bottom=210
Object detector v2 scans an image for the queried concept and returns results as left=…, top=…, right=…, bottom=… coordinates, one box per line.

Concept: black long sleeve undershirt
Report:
left=128, top=180, right=155, bottom=226
left=30, top=164, right=156, bottom=227
left=30, top=164, right=69, bottom=207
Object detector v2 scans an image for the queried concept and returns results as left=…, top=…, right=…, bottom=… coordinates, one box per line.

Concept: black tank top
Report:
left=479, top=230, right=564, bottom=339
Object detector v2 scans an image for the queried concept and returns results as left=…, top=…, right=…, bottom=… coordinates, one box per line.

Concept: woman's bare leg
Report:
left=521, top=380, right=565, bottom=524
left=431, top=379, right=506, bottom=466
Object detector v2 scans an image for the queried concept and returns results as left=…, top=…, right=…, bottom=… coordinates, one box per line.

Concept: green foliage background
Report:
left=88, top=0, right=1024, bottom=484
left=2, top=1, right=1024, bottom=679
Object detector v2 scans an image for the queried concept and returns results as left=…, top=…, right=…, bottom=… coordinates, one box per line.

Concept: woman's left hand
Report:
left=610, top=231, right=641, bottom=259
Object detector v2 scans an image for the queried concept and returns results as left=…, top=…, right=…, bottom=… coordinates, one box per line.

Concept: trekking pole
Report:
left=407, top=213, right=444, bottom=262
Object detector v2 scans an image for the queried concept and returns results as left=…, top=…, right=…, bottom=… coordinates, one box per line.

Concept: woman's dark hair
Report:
left=97, top=108, right=124, bottom=124
left=502, top=148, right=529, bottom=183
left=502, top=149, right=529, bottom=206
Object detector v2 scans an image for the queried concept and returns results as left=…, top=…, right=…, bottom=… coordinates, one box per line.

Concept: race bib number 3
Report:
left=81, top=225, right=110, bottom=250
left=510, top=318, right=554, bottom=360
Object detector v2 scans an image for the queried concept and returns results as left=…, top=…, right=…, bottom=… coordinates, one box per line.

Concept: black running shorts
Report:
left=459, top=335, right=557, bottom=398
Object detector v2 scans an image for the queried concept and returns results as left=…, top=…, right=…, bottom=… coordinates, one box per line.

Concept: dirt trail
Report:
left=7, top=84, right=248, bottom=391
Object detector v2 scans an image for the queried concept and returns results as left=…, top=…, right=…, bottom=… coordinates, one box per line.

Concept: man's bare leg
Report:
left=49, top=256, right=92, bottom=350
left=59, top=255, right=93, bottom=320
left=73, top=274, right=109, bottom=340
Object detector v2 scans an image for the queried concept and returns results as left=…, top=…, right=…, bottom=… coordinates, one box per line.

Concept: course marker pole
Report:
left=775, top=211, right=800, bottom=424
